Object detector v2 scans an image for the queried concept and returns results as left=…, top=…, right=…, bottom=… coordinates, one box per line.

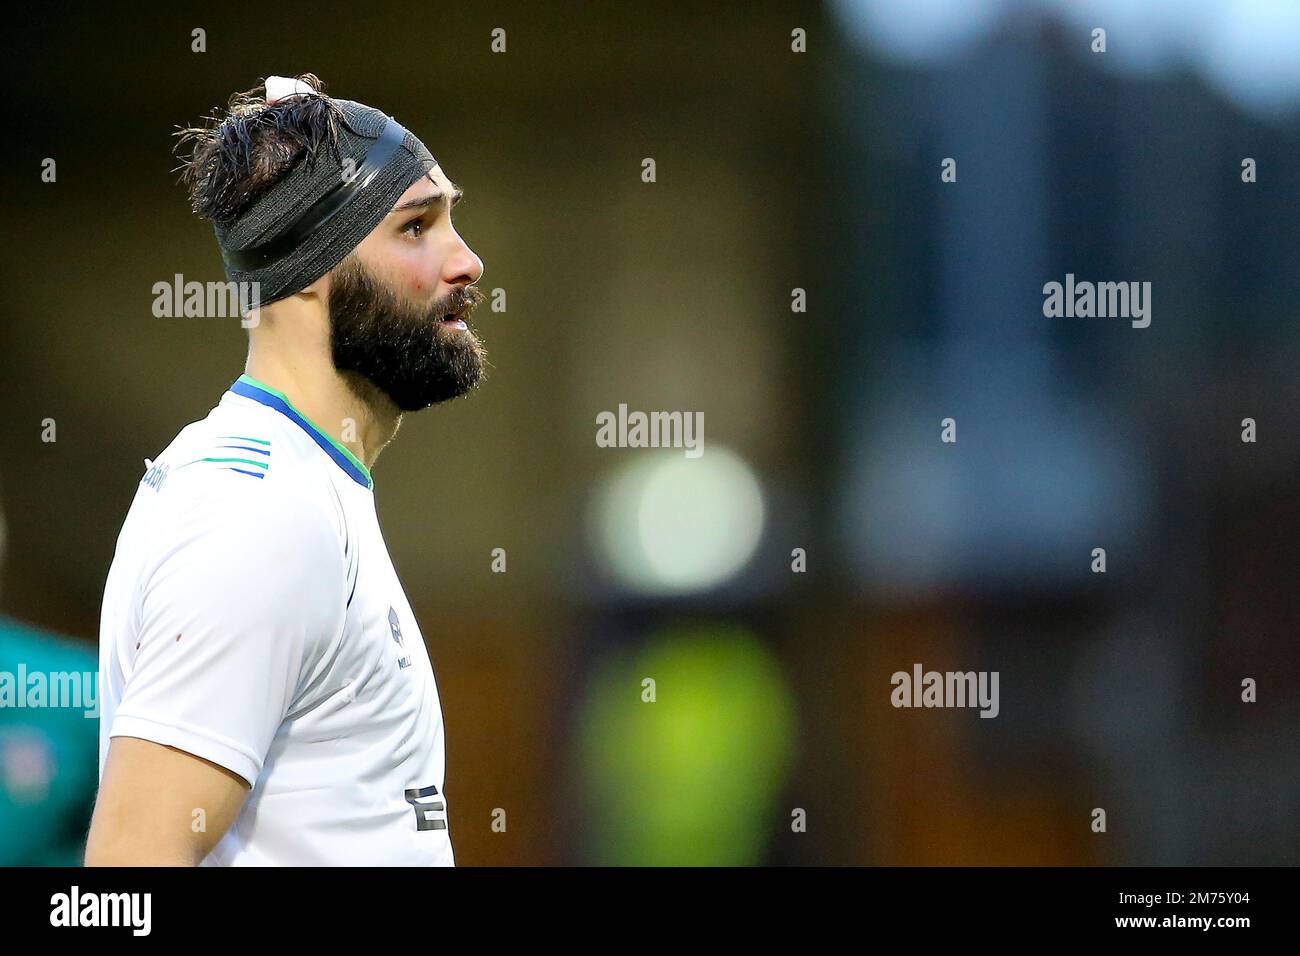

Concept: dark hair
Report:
left=174, top=73, right=345, bottom=227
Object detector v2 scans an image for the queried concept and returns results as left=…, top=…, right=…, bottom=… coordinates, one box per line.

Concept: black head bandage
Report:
left=214, top=96, right=437, bottom=306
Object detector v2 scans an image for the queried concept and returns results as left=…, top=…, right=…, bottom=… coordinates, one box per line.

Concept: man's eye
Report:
left=403, top=219, right=424, bottom=237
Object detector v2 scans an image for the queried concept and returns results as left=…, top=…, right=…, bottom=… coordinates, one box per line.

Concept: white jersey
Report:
left=97, top=373, right=454, bottom=866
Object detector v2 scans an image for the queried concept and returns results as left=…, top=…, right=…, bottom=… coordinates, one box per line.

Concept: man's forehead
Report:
left=395, top=167, right=457, bottom=205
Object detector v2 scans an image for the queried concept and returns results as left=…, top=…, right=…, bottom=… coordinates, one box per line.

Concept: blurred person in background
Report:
left=0, top=491, right=100, bottom=866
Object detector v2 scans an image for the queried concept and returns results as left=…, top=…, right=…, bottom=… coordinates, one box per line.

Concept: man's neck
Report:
left=242, top=356, right=401, bottom=472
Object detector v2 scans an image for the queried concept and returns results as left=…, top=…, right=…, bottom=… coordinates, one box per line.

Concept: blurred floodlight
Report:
left=589, top=446, right=765, bottom=595
left=830, top=0, right=1011, bottom=63
left=831, top=0, right=1300, bottom=116
left=1200, top=0, right=1300, bottom=115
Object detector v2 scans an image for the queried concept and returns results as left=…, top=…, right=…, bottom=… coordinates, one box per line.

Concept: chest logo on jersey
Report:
left=388, top=606, right=412, bottom=669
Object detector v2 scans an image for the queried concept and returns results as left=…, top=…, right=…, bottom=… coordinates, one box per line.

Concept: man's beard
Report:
left=327, top=255, right=486, bottom=412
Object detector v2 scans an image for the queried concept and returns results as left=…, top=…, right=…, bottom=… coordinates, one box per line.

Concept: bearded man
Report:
left=86, top=74, right=484, bottom=866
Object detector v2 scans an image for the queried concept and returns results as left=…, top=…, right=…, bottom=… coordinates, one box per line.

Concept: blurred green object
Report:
left=0, top=615, right=99, bottom=865
left=579, top=622, right=796, bottom=865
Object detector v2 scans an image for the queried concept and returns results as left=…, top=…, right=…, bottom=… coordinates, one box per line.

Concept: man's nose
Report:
left=443, top=233, right=483, bottom=286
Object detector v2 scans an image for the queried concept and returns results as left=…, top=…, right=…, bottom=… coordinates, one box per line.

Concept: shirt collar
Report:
left=228, top=374, right=374, bottom=490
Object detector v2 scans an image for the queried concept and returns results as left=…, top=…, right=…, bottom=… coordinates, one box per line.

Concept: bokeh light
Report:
left=576, top=623, right=796, bottom=866
left=588, top=447, right=766, bottom=596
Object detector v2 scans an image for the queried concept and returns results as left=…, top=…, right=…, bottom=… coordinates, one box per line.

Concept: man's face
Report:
left=327, top=167, right=487, bottom=412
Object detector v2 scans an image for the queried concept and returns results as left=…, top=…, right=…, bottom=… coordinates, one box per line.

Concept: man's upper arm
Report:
left=93, top=480, right=347, bottom=863
left=86, top=736, right=249, bottom=866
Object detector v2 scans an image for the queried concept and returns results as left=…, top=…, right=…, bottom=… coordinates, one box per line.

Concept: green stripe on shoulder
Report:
left=217, top=435, right=271, bottom=445
left=179, top=456, right=270, bottom=470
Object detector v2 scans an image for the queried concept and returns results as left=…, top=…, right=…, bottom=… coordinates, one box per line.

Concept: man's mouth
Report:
left=441, top=316, right=468, bottom=330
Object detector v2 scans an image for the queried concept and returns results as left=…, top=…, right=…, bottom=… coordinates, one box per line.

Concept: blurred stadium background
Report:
left=1, top=0, right=1297, bottom=864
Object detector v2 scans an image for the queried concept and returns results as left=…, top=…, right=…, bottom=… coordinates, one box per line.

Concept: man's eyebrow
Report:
left=390, top=185, right=464, bottom=215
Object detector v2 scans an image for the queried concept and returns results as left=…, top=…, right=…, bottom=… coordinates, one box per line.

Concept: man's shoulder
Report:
left=147, top=394, right=276, bottom=488
left=133, top=398, right=343, bottom=555
left=129, top=459, right=348, bottom=608
left=145, top=394, right=334, bottom=501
